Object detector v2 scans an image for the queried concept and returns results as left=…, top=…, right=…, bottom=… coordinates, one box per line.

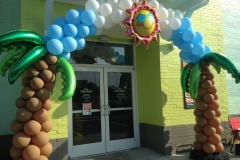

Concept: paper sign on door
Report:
left=82, top=103, right=92, bottom=115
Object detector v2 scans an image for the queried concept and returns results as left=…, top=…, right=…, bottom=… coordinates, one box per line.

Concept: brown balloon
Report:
left=193, top=141, right=203, bottom=150
left=198, top=87, right=207, bottom=96
left=200, top=74, right=206, bottom=82
left=10, top=146, right=23, bottom=159
left=200, top=60, right=210, bottom=68
left=194, top=125, right=203, bottom=133
left=216, top=126, right=224, bottom=135
left=23, top=145, right=40, bottom=160
left=21, top=87, right=35, bottom=100
left=211, top=79, right=215, bottom=85
left=208, top=117, right=221, bottom=128
left=16, top=158, right=25, bottom=160
left=24, top=120, right=41, bottom=136
left=195, top=132, right=208, bottom=143
left=36, top=88, right=51, bottom=101
left=203, top=125, right=216, bottom=136
left=11, top=119, right=24, bottom=133
left=203, top=142, right=216, bottom=154
left=208, top=134, right=221, bottom=145
left=16, top=108, right=32, bottom=122
left=22, top=77, right=30, bottom=87
left=194, top=109, right=203, bottom=117
left=42, top=99, right=52, bottom=110
left=196, top=96, right=203, bottom=102
left=51, top=74, right=56, bottom=82
left=26, top=97, right=42, bottom=112
left=208, top=100, right=220, bottom=110
left=32, top=131, right=49, bottom=147
left=215, top=143, right=224, bottom=153
left=15, top=97, right=26, bottom=109
left=33, top=108, right=49, bottom=123
left=201, top=67, right=211, bottom=74
left=207, top=85, right=217, bottom=94
left=26, top=66, right=39, bottom=78
left=48, top=64, right=58, bottom=74
left=197, top=101, right=208, bottom=111
left=196, top=116, right=208, bottom=127
left=204, top=109, right=216, bottom=119
left=203, top=93, right=214, bottom=103
left=45, top=54, right=57, bottom=65
left=215, top=108, right=222, bottom=117
left=37, top=155, right=48, bottom=160
left=206, top=72, right=215, bottom=80
left=43, top=82, right=55, bottom=91
left=201, top=80, right=212, bottom=89
left=213, top=93, right=219, bottom=100
left=12, top=132, right=31, bottom=149
left=30, top=77, right=44, bottom=90
left=40, top=142, right=53, bottom=156
left=35, top=59, right=48, bottom=70
left=40, top=70, right=53, bottom=82
left=41, top=119, right=53, bottom=132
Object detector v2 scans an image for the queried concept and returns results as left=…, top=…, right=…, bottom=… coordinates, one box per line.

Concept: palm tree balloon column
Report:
left=0, top=30, right=76, bottom=160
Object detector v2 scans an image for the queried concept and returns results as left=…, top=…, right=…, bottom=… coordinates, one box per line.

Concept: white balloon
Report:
left=96, top=27, right=103, bottom=35
left=107, top=0, right=118, bottom=9
left=111, top=9, right=124, bottom=23
left=85, top=0, right=100, bottom=13
left=148, top=0, right=159, bottom=9
left=100, top=3, right=113, bottom=17
left=174, top=10, right=183, bottom=19
left=97, top=0, right=105, bottom=5
left=159, top=20, right=169, bottom=31
left=167, top=9, right=174, bottom=21
left=161, top=29, right=172, bottom=40
left=119, top=0, right=133, bottom=11
left=119, top=22, right=126, bottom=28
left=94, top=14, right=106, bottom=28
left=157, top=8, right=168, bottom=21
left=169, top=18, right=181, bottom=30
left=104, top=17, right=113, bottom=29
left=159, top=3, right=164, bottom=8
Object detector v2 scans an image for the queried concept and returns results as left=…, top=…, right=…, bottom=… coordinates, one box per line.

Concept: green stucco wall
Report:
left=137, top=0, right=229, bottom=127
left=222, top=0, right=240, bottom=115
left=0, top=0, right=21, bottom=135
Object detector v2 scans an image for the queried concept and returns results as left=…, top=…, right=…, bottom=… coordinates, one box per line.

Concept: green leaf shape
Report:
left=56, top=57, right=76, bottom=101
left=180, top=64, right=191, bottom=93
left=8, top=46, right=47, bottom=84
left=211, top=62, right=221, bottom=74
left=0, top=45, right=30, bottom=77
left=0, top=30, right=46, bottom=50
left=189, top=62, right=201, bottom=100
left=203, top=52, right=240, bottom=83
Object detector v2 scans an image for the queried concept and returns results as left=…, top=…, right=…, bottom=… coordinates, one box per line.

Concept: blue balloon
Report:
left=173, top=38, right=184, bottom=48
left=180, top=17, right=192, bottom=30
left=192, top=32, right=204, bottom=44
left=81, top=10, right=96, bottom=26
left=43, top=36, right=50, bottom=43
left=171, top=29, right=183, bottom=40
left=47, top=25, right=63, bottom=39
left=181, top=42, right=194, bottom=52
left=47, top=39, right=63, bottom=55
left=88, top=25, right=97, bottom=36
left=64, top=24, right=78, bottom=37
left=182, top=29, right=196, bottom=42
left=65, top=9, right=81, bottom=25
left=59, top=51, right=71, bottom=60
left=204, top=45, right=213, bottom=54
left=192, top=43, right=205, bottom=55
left=190, top=55, right=201, bottom=63
left=61, top=37, right=77, bottom=52
left=53, top=17, right=67, bottom=28
left=74, top=36, right=86, bottom=50
left=179, top=51, right=192, bottom=60
left=77, top=24, right=90, bottom=37
left=77, top=8, right=84, bottom=14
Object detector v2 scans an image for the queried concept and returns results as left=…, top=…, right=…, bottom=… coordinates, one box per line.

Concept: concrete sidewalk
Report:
left=73, top=146, right=239, bottom=160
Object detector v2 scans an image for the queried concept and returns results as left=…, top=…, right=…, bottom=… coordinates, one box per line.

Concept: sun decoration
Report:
left=122, top=0, right=161, bottom=48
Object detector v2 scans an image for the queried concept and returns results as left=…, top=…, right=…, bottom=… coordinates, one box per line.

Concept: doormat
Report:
left=189, top=150, right=229, bottom=160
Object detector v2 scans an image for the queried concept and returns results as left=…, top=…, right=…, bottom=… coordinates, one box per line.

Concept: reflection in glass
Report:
left=68, top=42, right=134, bottom=66
left=107, top=72, right=134, bottom=140
left=72, top=72, right=100, bottom=110
left=73, top=113, right=101, bottom=145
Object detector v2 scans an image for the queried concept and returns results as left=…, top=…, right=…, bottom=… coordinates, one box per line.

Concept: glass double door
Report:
left=68, top=67, right=139, bottom=158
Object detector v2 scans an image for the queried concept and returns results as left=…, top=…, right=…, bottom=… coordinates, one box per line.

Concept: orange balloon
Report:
left=10, top=146, right=23, bottom=159
left=12, top=132, right=31, bottom=149
left=37, top=155, right=48, bottom=160
left=213, top=93, right=218, bottom=100
left=215, top=143, right=224, bottom=153
left=24, top=120, right=41, bottom=136
left=40, top=142, right=53, bottom=156
left=216, top=126, right=224, bottom=135
left=193, top=141, right=203, bottom=150
left=206, top=72, right=215, bottom=80
left=11, top=119, right=24, bottom=133
left=215, top=108, right=222, bottom=117
left=207, top=85, right=217, bottom=94
left=196, top=116, right=208, bottom=127
left=194, top=125, right=203, bottom=133
left=195, top=132, right=208, bottom=143
left=203, top=142, right=216, bottom=154
left=203, top=93, right=214, bottom=103
left=208, top=117, right=221, bottom=128
left=203, top=109, right=215, bottom=119
left=208, top=100, right=220, bottom=110
left=23, top=145, right=40, bottom=160
left=42, top=99, right=52, bottom=110
left=33, top=109, right=49, bottom=123
left=208, top=134, right=221, bottom=145
left=41, top=119, right=53, bottom=132
left=203, top=125, right=216, bottom=136
left=32, top=131, right=49, bottom=147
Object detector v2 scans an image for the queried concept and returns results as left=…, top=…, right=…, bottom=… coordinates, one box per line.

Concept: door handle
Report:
left=107, top=105, right=110, bottom=115
left=101, top=105, right=111, bottom=115
left=101, top=105, right=106, bottom=115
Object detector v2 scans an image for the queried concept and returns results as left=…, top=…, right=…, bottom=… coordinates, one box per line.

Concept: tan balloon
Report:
left=203, top=109, right=216, bottom=119
left=207, top=85, right=217, bottom=94
left=26, top=66, right=39, bottom=78
left=24, top=120, right=41, bottom=136
left=216, top=126, right=224, bottom=135
left=21, top=87, right=35, bottom=100
left=201, top=80, right=212, bottom=88
left=203, top=125, right=216, bottom=136
left=51, top=74, right=56, bottom=82
left=35, top=59, right=48, bottom=70
left=213, top=93, right=219, bottom=100
left=33, top=108, right=49, bottom=123
left=215, top=143, right=224, bottom=153
left=208, top=134, right=221, bottom=145
left=40, top=142, right=53, bottom=156
left=45, top=54, right=57, bottom=64
left=42, top=99, right=52, bottom=110
left=203, top=142, right=215, bottom=154
left=15, top=97, right=26, bottom=109
left=40, top=70, right=53, bottom=82
left=206, top=72, right=214, bottom=80
left=196, top=116, right=208, bottom=127
left=215, top=108, right=222, bottom=117
left=32, top=131, right=49, bottom=147
left=23, top=145, right=40, bottom=160
left=199, top=74, right=206, bottom=82
left=16, top=108, right=32, bottom=122
left=208, top=117, right=221, bottom=128
left=26, top=97, right=42, bottom=112
left=36, top=88, right=50, bottom=101
left=43, top=82, right=54, bottom=92
left=194, top=125, right=203, bottom=133
left=197, top=101, right=208, bottom=111
left=198, top=87, right=207, bottom=96
left=41, top=119, right=53, bottom=132
left=194, top=109, right=203, bottom=117
left=208, top=100, right=220, bottom=110
left=48, top=64, right=58, bottom=74
left=203, top=93, right=214, bottom=103
left=10, top=146, right=23, bottom=159
left=11, top=119, right=24, bottom=133
left=195, top=132, right=207, bottom=143
left=12, top=132, right=31, bottom=148
left=30, top=77, right=44, bottom=90
left=193, top=141, right=203, bottom=150
left=37, top=155, right=48, bottom=160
